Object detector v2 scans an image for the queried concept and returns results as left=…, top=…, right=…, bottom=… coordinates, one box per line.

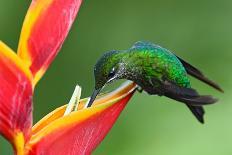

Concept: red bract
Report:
left=27, top=82, right=136, bottom=155
left=0, top=42, right=33, bottom=149
left=0, top=0, right=137, bottom=154
left=18, top=0, right=83, bottom=84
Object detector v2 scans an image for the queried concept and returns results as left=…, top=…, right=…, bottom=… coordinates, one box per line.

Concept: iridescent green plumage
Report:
left=94, top=41, right=191, bottom=92
left=88, top=41, right=223, bottom=123
left=127, top=41, right=191, bottom=87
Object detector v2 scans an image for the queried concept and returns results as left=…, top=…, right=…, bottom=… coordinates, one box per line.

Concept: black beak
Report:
left=86, top=88, right=102, bottom=108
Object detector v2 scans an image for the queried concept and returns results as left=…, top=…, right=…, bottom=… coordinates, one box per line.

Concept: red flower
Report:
left=0, top=0, right=136, bottom=154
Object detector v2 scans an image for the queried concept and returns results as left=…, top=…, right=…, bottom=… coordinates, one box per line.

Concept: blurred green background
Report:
left=0, top=0, right=232, bottom=154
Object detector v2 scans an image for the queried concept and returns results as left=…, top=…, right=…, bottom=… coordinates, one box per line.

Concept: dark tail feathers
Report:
left=186, top=105, right=205, bottom=123
left=165, top=92, right=217, bottom=123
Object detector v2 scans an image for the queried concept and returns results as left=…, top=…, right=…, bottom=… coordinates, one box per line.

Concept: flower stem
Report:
left=13, top=132, right=25, bottom=155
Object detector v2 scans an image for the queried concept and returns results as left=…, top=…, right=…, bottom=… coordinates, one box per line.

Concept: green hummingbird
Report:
left=87, top=41, right=223, bottom=123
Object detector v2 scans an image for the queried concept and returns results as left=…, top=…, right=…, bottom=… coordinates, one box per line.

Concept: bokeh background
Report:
left=0, top=0, right=232, bottom=154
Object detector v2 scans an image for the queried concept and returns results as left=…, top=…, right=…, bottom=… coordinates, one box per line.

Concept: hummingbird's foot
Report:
left=136, top=86, right=143, bottom=93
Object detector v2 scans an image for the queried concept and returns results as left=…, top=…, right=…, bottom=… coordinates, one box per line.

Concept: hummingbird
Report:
left=87, top=41, right=223, bottom=123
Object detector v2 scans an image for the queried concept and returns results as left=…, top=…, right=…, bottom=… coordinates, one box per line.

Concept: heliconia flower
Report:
left=27, top=82, right=136, bottom=155
left=17, top=0, right=83, bottom=85
left=0, top=0, right=137, bottom=154
left=0, top=41, right=33, bottom=152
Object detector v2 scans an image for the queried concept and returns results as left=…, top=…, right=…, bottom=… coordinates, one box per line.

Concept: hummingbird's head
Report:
left=87, top=50, right=124, bottom=107
left=94, top=51, right=123, bottom=89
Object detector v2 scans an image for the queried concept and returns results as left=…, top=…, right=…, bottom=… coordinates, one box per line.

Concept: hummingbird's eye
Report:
left=108, top=67, right=116, bottom=78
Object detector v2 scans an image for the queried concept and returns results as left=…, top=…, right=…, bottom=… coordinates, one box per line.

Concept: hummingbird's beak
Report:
left=86, top=88, right=102, bottom=108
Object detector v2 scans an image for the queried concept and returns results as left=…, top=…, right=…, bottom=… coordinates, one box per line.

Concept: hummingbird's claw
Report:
left=137, top=86, right=143, bottom=93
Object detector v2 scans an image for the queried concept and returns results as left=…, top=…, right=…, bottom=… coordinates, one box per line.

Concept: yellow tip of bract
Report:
left=0, top=41, right=33, bottom=82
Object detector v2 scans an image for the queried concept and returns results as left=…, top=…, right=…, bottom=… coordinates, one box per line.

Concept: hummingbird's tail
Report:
left=166, top=93, right=215, bottom=123
left=186, top=105, right=205, bottom=123
left=163, top=81, right=218, bottom=123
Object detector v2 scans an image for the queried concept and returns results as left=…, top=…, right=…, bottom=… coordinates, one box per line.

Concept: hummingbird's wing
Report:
left=162, top=80, right=218, bottom=106
left=176, top=56, right=223, bottom=92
